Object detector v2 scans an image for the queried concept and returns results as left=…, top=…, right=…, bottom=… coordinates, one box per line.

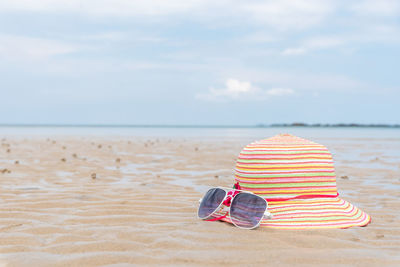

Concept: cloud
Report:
left=199, top=79, right=254, bottom=100
left=282, top=35, right=347, bottom=55
left=0, top=0, right=336, bottom=31
left=351, top=0, right=400, bottom=17
left=281, top=27, right=400, bottom=56
left=266, top=88, right=295, bottom=96
left=196, top=78, right=294, bottom=101
left=0, top=34, right=79, bottom=61
left=240, top=0, right=335, bottom=30
left=215, top=67, right=369, bottom=94
left=0, top=0, right=209, bottom=16
left=239, top=32, right=279, bottom=44
left=282, top=48, right=306, bottom=55
left=0, top=0, right=397, bottom=35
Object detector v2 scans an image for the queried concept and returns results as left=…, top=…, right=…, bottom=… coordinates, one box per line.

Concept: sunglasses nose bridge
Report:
left=221, top=194, right=231, bottom=207
left=222, top=190, right=241, bottom=207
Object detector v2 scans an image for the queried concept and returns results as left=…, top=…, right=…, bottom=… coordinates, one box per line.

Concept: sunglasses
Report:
left=198, top=187, right=272, bottom=230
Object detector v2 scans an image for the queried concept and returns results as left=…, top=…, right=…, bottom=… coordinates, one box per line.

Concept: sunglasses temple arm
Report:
left=264, top=210, right=273, bottom=220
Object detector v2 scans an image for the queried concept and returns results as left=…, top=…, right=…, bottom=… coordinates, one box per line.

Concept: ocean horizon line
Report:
left=0, top=123, right=399, bottom=128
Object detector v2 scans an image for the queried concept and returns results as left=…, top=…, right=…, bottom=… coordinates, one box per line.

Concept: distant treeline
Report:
left=261, top=123, right=400, bottom=128
left=0, top=123, right=399, bottom=128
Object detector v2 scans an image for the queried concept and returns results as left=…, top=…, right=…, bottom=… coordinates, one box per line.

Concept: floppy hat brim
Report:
left=217, top=196, right=371, bottom=229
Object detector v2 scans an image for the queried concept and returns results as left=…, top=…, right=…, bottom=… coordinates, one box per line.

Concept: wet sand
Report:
left=0, top=135, right=399, bottom=266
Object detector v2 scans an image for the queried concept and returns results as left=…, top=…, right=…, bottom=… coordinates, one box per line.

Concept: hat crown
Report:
left=234, top=134, right=338, bottom=199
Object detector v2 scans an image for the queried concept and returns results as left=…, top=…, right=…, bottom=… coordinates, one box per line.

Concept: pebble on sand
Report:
left=1, top=168, right=11, bottom=174
left=91, top=173, right=96, bottom=179
left=61, top=158, right=66, bottom=162
left=72, top=153, right=77, bottom=158
left=14, top=160, right=19, bottom=164
left=98, top=144, right=102, bottom=149
left=6, top=149, right=11, bottom=153
left=341, top=175, right=349, bottom=179
left=116, top=158, right=121, bottom=163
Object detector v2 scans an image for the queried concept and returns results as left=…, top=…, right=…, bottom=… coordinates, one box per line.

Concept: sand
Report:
left=0, top=135, right=399, bottom=266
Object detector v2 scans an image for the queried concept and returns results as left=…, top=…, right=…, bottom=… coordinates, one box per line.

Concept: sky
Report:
left=0, top=0, right=399, bottom=125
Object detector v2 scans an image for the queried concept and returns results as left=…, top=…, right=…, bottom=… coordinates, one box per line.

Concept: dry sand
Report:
left=0, top=135, right=399, bottom=266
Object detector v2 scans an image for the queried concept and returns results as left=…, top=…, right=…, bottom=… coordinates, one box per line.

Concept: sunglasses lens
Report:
left=198, top=188, right=226, bottom=219
left=230, top=193, right=267, bottom=229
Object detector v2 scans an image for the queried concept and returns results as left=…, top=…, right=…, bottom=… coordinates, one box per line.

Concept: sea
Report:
left=1, top=125, right=399, bottom=196
left=0, top=125, right=399, bottom=141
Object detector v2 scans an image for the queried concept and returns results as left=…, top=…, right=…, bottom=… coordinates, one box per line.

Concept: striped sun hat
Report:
left=224, top=134, right=371, bottom=229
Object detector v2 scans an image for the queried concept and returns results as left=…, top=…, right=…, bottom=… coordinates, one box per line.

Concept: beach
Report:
left=0, top=128, right=399, bottom=266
